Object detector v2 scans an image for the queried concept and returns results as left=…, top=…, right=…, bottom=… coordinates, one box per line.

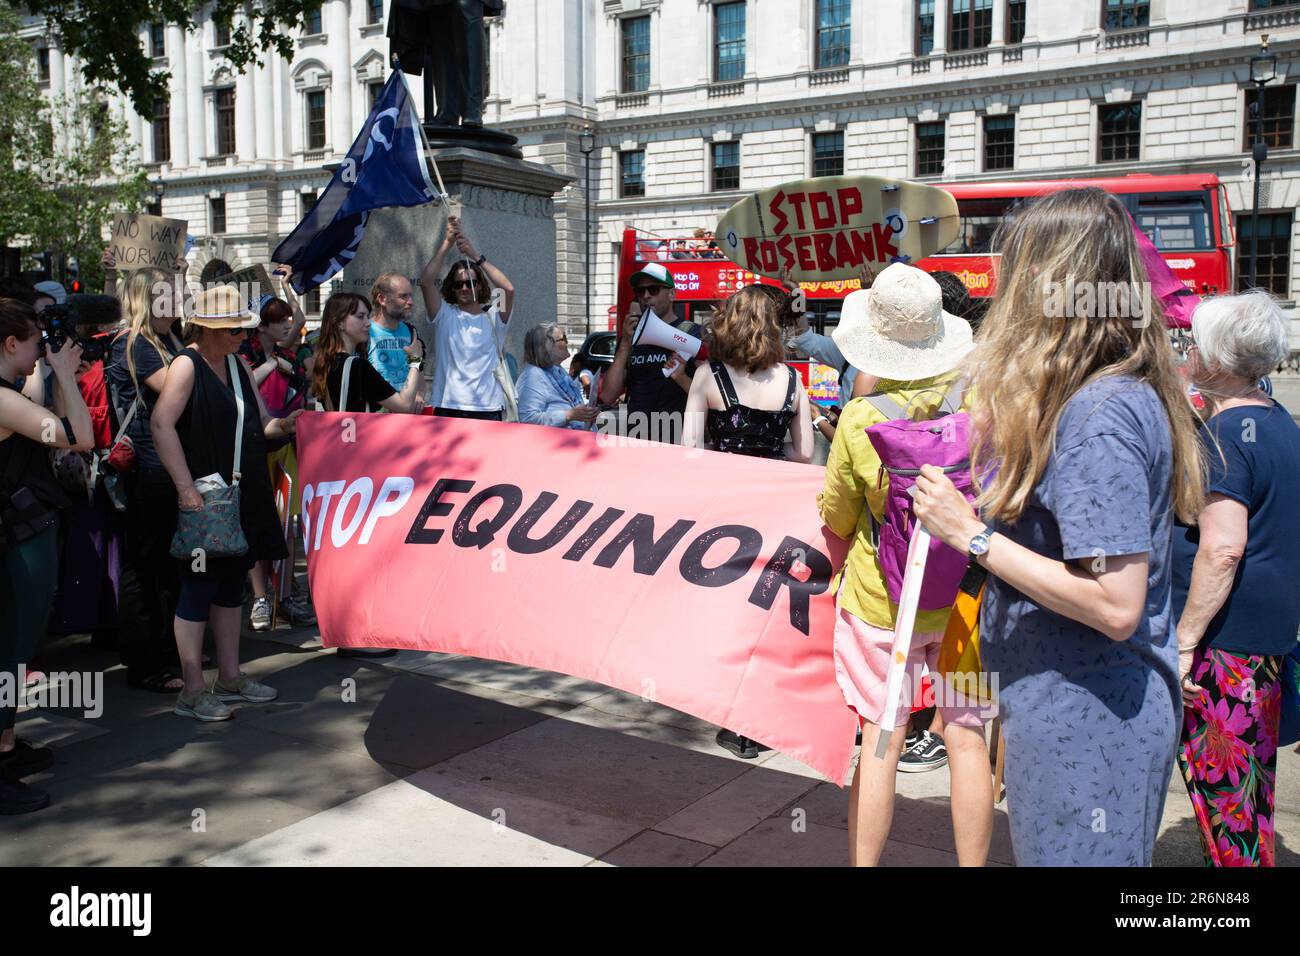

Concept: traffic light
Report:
left=67, top=256, right=81, bottom=294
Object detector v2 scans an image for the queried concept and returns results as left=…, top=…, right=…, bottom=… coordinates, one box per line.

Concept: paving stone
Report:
left=206, top=773, right=640, bottom=867
left=600, top=830, right=716, bottom=867
left=235, top=661, right=551, bottom=773
left=438, top=716, right=750, bottom=827
left=700, top=817, right=849, bottom=867
left=412, top=657, right=611, bottom=705
left=654, top=767, right=819, bottom=847
left=13, top=711, right=110, bottom=748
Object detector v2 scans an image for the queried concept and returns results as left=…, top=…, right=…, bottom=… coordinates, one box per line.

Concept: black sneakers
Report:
left=715, top=729, right=770, bottom=760
left=0, top=740, right=54, bottom=814
left=0, top=780, right=50, bottom=814
left=0, top=739, right=54, bottom=782
left=897, top=730, right=948, bottom=772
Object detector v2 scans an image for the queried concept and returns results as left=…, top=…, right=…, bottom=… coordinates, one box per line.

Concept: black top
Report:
left=624, top=316, right=701, bottom=428
left=324, top=353, right=395, bottom=413
left=174, top=349, right=287, bottom=572
left=705, top=362, right=798, bottom=460
left=0, top=377, right=70, bottom=512
left=105, top=326, right=183, bottom=471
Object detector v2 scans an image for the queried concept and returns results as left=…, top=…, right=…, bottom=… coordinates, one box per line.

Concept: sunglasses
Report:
left=227, top=327, right=247, bottom=337
left=635, top=284, right=665, bottom=297
left=452, top=279, right=475, bottom=290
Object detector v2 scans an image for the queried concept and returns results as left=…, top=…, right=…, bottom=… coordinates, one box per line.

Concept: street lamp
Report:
left=1247, top=34, right=1277, bottom=290
left=579, top=124, right=596, bottom=337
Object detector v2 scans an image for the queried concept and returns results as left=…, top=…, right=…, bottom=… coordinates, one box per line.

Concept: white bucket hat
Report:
left=832, top=264, right=973, bottom=381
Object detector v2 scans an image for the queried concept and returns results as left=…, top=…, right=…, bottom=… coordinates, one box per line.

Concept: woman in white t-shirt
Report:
left=416, top=216, right=516, bottom=421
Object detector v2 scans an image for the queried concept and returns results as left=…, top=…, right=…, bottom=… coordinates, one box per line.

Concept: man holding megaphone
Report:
left=598, top=263, right=704, bottom=444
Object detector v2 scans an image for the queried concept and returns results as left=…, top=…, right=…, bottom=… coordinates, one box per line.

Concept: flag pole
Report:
left=394, top=55, right=448, bottom=202
left=875, top=524, right=931, bottom=759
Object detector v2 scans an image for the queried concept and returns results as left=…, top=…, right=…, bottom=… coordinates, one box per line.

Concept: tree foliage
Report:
left=10, top=0, right=320, bottom=118
left=2, top=4, right=150, bottom=288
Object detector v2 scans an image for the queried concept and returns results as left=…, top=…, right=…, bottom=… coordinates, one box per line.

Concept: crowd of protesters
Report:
left=1, top=186, right=1297, bottom=877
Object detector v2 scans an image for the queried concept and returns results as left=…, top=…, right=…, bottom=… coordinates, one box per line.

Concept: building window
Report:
left=916, top=0, right=935, bottom=56
left=1236, top=212, right=1292, bottom=295
left=214, top=22, right=231, bottom=47
left=368, top=79, right=385, bottom=107
left=150, top=23, right=166, bottom=58
left=36, top=47, right=49, bottom=82
left=950, top=0, right=993, bottom=51
left=712, top=141, right=740, bottom=191
left=1244, top=85, right=1296, bottom=151
left=983, top=115, right=1014, bottom=171
left=1098, top=102, right=1141, bottom=162
left=1250, top=1, right=1300, bottom=7
left=210, top=197, right=227, bottom=235
left=812, top=131, right=844, bottom=177
left=1007, top=0, right=1026, bottom=44
left=620, top=150, right=645, bottom=198
left=713, top=2, right=746, bottom=83
left=484, top=22, right=491, bottom=99
left=815, top=0, right=851, bottom=69
left=916, top=121, right=945, bottom=176
left=305, top=5, right=323, bottom=35
left=1103, top=0, right=1149, bottom=29
left=152, top=97, right=170, bottom=163
left=300, top=190, right=318, bottom=218
left=306, top=91, right=327, bottom=150
left=368, top=0, right=383, bottom=25
left=621, top=17, right=650, bottom=93
left=215, top=87, right=236, bottom=156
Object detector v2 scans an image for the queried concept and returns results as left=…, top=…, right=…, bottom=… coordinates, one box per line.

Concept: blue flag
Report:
left=273, top=69, right=437, bottom=294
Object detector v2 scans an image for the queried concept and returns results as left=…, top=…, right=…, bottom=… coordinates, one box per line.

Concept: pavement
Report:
left=2, top=623, right=1297, bottom=867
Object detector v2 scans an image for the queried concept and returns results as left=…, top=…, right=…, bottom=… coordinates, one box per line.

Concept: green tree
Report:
left=10, top=0, right=319, bottom=118
left=1, top=6, right=150, bottom=289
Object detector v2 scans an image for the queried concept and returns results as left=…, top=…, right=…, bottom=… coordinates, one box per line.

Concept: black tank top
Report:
left=705, top=362, right=798, bottom=460
left=0, top=377, right=70, bottom=512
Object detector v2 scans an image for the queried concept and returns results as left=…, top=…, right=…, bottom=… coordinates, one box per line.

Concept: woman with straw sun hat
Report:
left=151, top=286, right=302, bottom=722
left=818, top=263, right=993, bottom=867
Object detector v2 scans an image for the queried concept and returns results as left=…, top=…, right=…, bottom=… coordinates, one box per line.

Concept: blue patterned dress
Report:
left=979, top=375, right=1180, bottom=866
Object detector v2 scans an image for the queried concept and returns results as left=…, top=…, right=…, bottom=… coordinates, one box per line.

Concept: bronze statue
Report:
left=387, top=0, right=504, bottom=128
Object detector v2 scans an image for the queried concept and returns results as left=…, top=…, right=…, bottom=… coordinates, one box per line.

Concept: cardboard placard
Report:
left=108, top=213, right=188, bottom=271
left=215, top=264, right=275, bottom=310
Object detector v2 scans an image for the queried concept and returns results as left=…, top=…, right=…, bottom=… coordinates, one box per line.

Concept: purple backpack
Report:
left=864, top=381, right=975, bottom=613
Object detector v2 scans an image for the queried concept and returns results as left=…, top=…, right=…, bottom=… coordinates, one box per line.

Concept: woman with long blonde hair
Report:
left=913, top=187, right=1205, bottom=866
left=105, top=262, right=189, bottom=694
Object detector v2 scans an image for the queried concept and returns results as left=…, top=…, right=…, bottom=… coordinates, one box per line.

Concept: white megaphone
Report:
left=632, top=309, right=705, bottom=377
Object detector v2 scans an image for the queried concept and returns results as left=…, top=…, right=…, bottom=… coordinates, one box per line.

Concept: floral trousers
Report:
left=1177, top=647, right=1281, bottom=867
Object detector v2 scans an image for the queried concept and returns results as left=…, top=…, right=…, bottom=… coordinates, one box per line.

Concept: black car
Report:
left=573, top=330, right=618, bottom=374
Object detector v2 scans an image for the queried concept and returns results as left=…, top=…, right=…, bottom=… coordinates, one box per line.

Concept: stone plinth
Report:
left=340, top=148, right=573, bottom=366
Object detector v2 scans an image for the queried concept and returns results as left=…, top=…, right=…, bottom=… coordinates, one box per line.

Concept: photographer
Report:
left=1, top=298, right=93, bottom=814
left=41, top=292, right=127, bottom=643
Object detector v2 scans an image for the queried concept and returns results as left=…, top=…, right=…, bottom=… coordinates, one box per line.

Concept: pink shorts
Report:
left=833, top=606, right=988, bottom=730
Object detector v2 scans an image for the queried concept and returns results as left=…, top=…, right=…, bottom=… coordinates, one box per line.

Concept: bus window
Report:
left=1134, top=192, right=1212, bottom=251
left=937, top=197, right=1021, bottom=254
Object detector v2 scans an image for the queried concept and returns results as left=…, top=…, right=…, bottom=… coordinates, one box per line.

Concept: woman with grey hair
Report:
left=1173, top=290, right=1300, bottom=867
left=516, top=323, right=597, bottom=430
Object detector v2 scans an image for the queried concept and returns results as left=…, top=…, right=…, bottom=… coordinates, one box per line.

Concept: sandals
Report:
left=128, top=671, right=186, bottom=694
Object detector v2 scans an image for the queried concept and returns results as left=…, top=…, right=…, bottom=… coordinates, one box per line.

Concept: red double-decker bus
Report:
left=611, top=172, right=1234, bottom=387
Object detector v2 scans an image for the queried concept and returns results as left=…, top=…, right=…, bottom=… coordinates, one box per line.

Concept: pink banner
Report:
left=295, top=413, right=856, bottom=782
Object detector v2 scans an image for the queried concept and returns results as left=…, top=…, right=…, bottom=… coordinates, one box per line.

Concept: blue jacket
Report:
left=517, top=364, right=588, bottom=430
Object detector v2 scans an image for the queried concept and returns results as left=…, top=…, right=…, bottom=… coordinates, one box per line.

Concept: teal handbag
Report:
left=170, top=354, right=250, bottom=560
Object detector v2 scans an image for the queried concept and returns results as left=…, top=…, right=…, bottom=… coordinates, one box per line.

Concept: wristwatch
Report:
left=473, top=254, right=487, bottom=267
left=812, top=415, right=829, bottom=430
left=968, top=522, right=995, bottom=558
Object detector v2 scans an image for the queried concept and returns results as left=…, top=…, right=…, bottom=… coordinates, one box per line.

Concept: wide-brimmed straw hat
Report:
left=189, top=285, right=259, bottom=329
left=831, top=264, right=973, bottom=381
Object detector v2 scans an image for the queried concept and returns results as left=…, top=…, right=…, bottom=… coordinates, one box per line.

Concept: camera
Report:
left=39, top=294, right=122, bottom=364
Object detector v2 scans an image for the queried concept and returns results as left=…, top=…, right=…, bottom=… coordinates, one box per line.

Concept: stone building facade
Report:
left=22, top=2, right=1300, bottom=335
